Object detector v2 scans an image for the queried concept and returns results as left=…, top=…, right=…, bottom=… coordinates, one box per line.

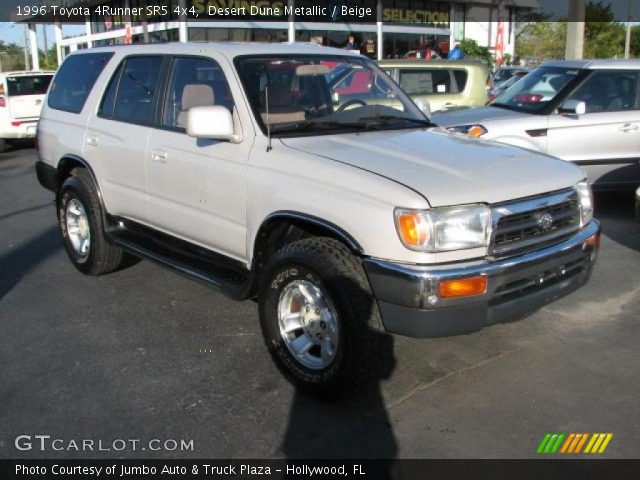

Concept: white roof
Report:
left=74, top=41, right=361, bottom=60
left=542, top=59, right=640, bottom=70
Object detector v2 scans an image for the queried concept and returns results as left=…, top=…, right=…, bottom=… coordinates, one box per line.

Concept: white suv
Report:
left=36, top=43, right=600, bottom=396
left=435, top=59, right=640, bottom=191
left=0, top=70, right=54, bottom=152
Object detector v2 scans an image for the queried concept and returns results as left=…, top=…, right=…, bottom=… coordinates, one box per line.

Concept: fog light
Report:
left=439, top=276, right=487, bottom=299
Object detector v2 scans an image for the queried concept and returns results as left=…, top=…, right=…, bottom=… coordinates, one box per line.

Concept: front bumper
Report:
left=364, top=220, right=601, bottom=338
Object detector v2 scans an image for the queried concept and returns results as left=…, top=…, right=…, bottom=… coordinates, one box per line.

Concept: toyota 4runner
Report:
left=36, top=43, right=601, bottom=396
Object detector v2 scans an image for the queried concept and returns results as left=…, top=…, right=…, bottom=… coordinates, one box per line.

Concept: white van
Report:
left=0, top=70, right=55, bottom=152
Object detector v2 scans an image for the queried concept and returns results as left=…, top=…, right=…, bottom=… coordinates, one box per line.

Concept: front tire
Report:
left=259, top=238, right=393, bottom=397
left=57, top=168, right=124, bottom=275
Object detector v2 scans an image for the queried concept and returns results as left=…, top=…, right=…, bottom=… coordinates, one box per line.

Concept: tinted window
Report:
left=452, top=70, right=468, bottom=91
left=113, top=56, right=164, bottom=125
left=567, top=70, right=638, bottom=113
left=98, top=64, right=122, bottom=118
left=48, top=52, right=113, bottom=113
left=162, top=57, right=234, bottom=129
left=399, top=69, right=453, bottom=95
left=7, top=75, right=53, bottom=96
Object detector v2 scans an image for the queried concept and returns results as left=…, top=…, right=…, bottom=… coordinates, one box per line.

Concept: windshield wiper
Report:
left=356, top=115, right=438, bottom=128
left=269, top=119, right=371, bottom=133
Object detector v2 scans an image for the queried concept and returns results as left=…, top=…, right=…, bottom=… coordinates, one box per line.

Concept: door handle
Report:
left=86, top=135, right=99, bottom=146
left=620, top=124, right=639, bottom=132
left=151, top=150, right=168, bottom=163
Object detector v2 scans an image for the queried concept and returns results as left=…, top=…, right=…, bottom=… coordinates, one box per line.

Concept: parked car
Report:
left=403, top=49, right=442, bottom=60
left=377, top=59, right=490, bottom=113
left=0, top=70, right=55, bottom=152
left=36, top=43, right=600, bottom=397
left=435, top=59, right=640, bottom=191
left=488, top=70, right=529, bottom=101
left=491, top=65, right=531, bottom=90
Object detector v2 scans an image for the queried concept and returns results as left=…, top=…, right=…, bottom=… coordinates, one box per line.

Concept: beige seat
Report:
left=176, top=84, right=214, bottom=128
left=260, top=83, right=305, bottom=125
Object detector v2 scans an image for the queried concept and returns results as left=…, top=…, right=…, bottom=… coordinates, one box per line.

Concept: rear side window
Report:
left=48, top=52, right=114, bottom=114
left=452, top=70, right=468, bottom=91
left=7, top=75, right=53, bottom=96
left=399, top=69, right=454, bottom=95
left=103, top=56, right=164, bottom=125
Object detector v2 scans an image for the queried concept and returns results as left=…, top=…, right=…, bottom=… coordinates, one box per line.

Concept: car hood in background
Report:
left=433, top=106, right=529, bottom=128
left=281, top=129, right=583, bottom=207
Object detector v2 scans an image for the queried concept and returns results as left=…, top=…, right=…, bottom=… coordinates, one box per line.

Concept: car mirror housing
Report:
left=187, top=106, right=238, bottom=142
left=559, top=99, right=586, bottom=116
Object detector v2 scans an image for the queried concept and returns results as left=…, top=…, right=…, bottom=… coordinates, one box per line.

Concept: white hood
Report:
left=281, top=129, right=584, bottom=207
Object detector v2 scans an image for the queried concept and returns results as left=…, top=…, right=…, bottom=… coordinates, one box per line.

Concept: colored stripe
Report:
left=574, top=433, right=589, bottom=453
left=567, top=434, right=582, bottom=453
left=537, top=434, right=552, bottom=453
left=590, top=434, right=606, bottom=453
left=560, top=434, right=575, bottom=453
left=544, top=434, right=559, bottom=453
left=584, top=434, right=598, bottom=453
left=550, top=433, right=566, bottom=453
left=598, top=434, right=613, bottom=453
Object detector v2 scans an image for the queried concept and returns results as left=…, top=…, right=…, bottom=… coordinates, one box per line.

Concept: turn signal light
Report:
left=397, top=211, right=429, bottom=247
left=585, top=233, right=600, bottom=249
left=439, top=276, right=487, bottom=299
left=468, top=125, right=487, bottom=138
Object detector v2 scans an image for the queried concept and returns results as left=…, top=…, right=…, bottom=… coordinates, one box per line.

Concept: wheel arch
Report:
left=251, top=211, right=363, bottom=271
left=57, top=155, right=103, bottom=202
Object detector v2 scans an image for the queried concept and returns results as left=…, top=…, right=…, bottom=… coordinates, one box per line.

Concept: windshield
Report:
left=491, top=66, right=582, bottom=113
left=234, top=55, right=432, bottom=136
left=6, top=75, right=53, bottom=96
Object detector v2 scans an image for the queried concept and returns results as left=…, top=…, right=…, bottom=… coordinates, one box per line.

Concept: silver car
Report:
left=435, top=59, right=640, bottom=190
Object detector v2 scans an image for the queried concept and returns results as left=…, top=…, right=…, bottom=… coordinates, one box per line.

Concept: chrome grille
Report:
left=490, top=189, right=581, bottom=258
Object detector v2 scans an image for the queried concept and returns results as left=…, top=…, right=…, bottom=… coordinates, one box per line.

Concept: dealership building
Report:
left=19, top=0, right=535, bottom=70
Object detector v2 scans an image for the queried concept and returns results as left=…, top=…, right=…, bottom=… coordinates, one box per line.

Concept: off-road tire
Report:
left=259, top=237, right=392, bottom=398
left=57, top=168, right=123, bottom=275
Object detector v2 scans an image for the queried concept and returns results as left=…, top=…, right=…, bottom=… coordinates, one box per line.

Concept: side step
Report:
left=106, top=217, right=255, bottom=300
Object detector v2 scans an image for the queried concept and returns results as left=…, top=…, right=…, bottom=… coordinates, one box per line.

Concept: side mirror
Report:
left=187, top=106, right=238, bottom=141
left=559, top=99, right=586, bottom=115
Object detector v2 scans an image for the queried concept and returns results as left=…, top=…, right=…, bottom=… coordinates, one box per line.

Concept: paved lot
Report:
left=1, top=145, right=639, bottom=459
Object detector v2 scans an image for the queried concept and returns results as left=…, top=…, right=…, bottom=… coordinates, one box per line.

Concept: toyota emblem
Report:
left=538, top=213, right=554, bottom=230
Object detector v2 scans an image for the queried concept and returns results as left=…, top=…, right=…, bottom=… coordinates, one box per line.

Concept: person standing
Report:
left=344, top=34, right=359, bottom=51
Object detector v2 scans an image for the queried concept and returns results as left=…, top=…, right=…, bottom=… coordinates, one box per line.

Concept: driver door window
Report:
left=567, top=71, right=638, bottom=113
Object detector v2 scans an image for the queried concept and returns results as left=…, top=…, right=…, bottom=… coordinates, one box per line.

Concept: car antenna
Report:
left=265, top=83, right=272, bottom=152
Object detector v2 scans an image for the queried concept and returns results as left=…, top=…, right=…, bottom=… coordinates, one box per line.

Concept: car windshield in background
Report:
left=6, top=75, right=53, bottom=96
left=234, top=55, right=431, bottom=136
left=491, top=67, right=581, bottom=113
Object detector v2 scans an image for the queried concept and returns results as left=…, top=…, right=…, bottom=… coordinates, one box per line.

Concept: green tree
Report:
left=516, top=1, right=627, bottom=61
left=460, top=38, right=492, bottom=68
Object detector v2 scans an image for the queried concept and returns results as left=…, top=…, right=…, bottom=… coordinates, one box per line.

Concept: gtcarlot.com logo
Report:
left=537, top=432, right=613, bottom=454
left=14, top=435, right=194, bottom=452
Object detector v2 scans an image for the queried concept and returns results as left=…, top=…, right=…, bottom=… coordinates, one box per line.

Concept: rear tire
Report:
left=259, top=237, right=393, bottom=398
left=57, top=168, right=124, bottom=275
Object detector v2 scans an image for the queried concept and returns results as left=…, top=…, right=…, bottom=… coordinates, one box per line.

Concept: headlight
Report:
left=395, top=205, right=491, bottom=252
left=446, top=124, right=487, bottom=138
left=576, top=180, right=593, bottom=227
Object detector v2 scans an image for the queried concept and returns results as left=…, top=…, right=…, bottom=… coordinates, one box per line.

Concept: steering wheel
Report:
left=337, top=99, right=367, bottom=112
